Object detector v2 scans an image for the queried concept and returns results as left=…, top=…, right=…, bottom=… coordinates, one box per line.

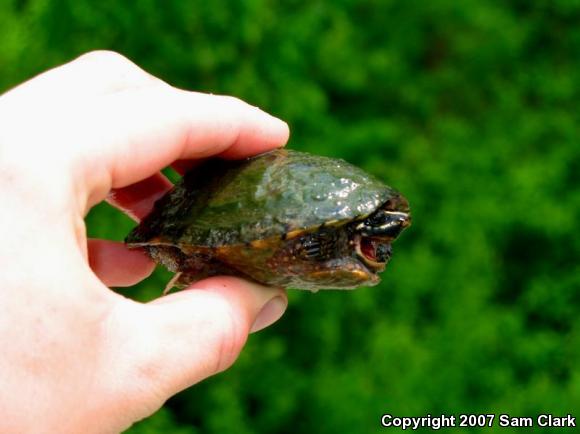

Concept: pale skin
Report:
left=0, top=51, right=289, bottom=433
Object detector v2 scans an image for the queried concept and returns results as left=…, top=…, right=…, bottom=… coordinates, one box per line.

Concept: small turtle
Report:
left=126, top=149, right=411, bottom=291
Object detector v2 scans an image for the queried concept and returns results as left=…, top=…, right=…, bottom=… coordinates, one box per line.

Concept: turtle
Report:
left=125, top=149, right=411, bottom=292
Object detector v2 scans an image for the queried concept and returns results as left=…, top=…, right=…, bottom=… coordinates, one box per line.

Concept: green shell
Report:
left=126, top=149, right=397, bottom=248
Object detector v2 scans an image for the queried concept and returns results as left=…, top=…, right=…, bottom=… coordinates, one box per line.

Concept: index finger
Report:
left=80, top=86, right=289, bottom=204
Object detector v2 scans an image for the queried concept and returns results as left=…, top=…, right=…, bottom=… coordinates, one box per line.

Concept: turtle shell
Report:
left=126, top=149, right=398, bottom=248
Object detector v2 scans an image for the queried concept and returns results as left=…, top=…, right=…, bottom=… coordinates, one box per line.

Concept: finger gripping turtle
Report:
left=126, top=149, right=411, bottom=292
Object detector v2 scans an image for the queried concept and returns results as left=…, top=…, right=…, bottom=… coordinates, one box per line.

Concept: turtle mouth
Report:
left=354, top=235, right=392, bottom=271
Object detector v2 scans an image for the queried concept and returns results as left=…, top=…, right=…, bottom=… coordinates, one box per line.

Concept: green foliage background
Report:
left=2, top=0, right=579, bottom=432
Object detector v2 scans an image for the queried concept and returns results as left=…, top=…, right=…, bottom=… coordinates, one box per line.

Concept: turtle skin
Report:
left=126, top=149, right=409, bottom=291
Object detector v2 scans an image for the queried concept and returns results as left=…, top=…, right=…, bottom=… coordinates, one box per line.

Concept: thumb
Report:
left=104, top=277, right=286, bottom=418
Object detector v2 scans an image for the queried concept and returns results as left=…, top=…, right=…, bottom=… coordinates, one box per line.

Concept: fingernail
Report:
left=250, top=296, right=287, bottom=333
left=257, top=111, right=289, bottom=140
left=273, top=117, right=290, bottom=137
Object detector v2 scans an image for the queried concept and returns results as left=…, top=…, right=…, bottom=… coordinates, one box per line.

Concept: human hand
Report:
left=0, top=51, right=289, bottom=433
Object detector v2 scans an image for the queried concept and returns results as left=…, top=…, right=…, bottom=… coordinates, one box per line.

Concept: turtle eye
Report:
left=359, top=218, right=406, bottom=238
left=362, top=211, right=410, bottom=238
left=366, top=210, right=388, bottom=226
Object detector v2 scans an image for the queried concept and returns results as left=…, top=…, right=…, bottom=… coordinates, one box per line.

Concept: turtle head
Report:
left=280, top=196, right=411, bottom=289
left=351, top=196, right=411, bottom=271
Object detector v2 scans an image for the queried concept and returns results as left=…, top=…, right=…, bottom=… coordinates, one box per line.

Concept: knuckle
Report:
left=77, top=50, right=133, bottom=70
left=202, top=296, right=247, bottom=374
left=220, top=94, right=250, bottom=111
